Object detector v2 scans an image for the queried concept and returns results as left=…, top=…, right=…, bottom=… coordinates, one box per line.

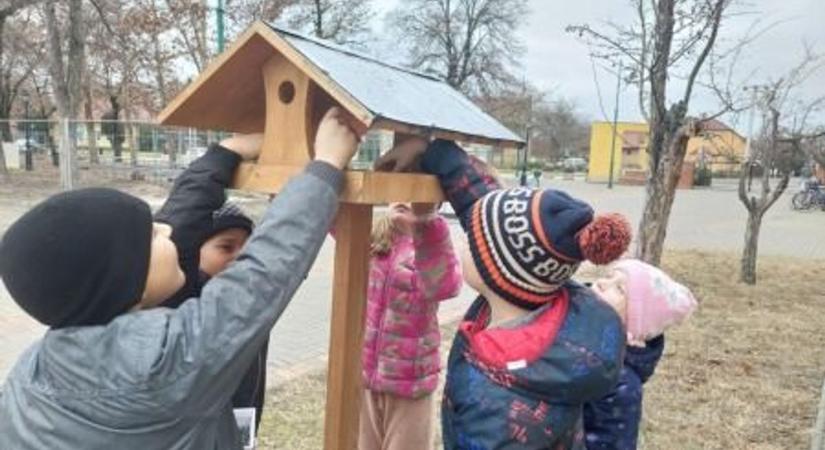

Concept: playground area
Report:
left=255, top=250, right=825, bottom=450
left=1, top=166, right=824, bottom=449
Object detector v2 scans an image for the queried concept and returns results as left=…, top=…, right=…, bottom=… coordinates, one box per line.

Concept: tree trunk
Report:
left=636, top=118, right=692, bottom=265
left=45, top=0, right=85, bottom=184
left=84, top=82, right=98, bottom=164
left=740, top=210, right=762, bottom=285
left=0, top=15, right=9, bottom=178
left=0, top=119, right=11, bottom=141
left=0, top=135, right=7, bottom=178
left=110, top=97, right=123, bottom=162
left=128, top=123, right=137, bottom=167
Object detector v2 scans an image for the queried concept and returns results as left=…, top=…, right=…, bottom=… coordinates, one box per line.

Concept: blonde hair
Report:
left=371, top=214, right=401, bottom=256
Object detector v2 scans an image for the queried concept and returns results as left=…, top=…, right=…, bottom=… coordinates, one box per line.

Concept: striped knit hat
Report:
left=468, top=187, right=631, bottom=309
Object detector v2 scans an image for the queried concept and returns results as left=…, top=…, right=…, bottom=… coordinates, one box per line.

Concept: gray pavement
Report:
left=1, top=177, right=823, bottom=388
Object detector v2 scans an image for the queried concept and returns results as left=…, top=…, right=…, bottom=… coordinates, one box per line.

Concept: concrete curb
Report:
left=812, top=376, right=825, bottom=450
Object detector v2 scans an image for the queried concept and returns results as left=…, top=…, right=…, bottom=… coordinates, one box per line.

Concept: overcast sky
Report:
left=369, top=0, right=825, bottom=131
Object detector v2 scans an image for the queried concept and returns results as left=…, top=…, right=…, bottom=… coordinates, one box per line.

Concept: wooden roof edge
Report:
left=252, top=21, right=375, bottom=126
left=372, top=117, right=525, bottom=149
left=157, top=24, right=263, bottom=125
left=157, top=21, right=376, bottom=129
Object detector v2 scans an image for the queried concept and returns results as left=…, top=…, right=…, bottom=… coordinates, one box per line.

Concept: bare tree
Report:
left=86, top=0, right=143, bottom=164
left=532, top=98, right=591, bottom=160
left=0, top=1, right=45, bottom=176
left=44, top=0, right=86, bottom=182
left=283, top=0, right=373, bottom=46
left=0, top=7, right=43, bottom=141
left=130, top=0, right=181, bottom=110
left=568, top=0, right=736, bottom=266
left=229, top=0, right=295, bottom=28
left=389, top=0, right=527, bottom=95
left=163, top=0, right=211, bottom=72
left=479, top=84, right=590, bottom=161
left=738, top=52, right=825, bottom=284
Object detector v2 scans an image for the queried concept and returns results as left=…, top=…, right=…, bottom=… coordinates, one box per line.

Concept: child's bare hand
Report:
left=373, top=136, right=428, bottom=172
left=314, top=107, right=360, bottom=170
left=219, top=133, right=264, bottom=161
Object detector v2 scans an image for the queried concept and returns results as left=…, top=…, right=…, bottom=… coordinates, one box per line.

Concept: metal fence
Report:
left=1, top=119, right=396, bottom=189
left=1, top=119, right=227, bottom=187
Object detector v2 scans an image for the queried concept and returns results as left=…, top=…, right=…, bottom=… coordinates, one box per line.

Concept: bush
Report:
left=694, top=166, right=712, bottom=186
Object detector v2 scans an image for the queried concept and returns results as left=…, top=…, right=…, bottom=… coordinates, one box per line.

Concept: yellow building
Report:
left=587, top=119, right=746, bottom=183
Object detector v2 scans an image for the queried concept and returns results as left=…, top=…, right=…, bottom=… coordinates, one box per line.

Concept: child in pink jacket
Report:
left=359, top=202, right=462, bottom=450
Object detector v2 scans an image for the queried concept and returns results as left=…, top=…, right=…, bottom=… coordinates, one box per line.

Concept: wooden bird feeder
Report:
left=158, top=21, right=523, bottom=450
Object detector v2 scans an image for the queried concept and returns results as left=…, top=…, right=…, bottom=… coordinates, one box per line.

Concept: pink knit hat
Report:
left=613, top=259, right=698, bottom=345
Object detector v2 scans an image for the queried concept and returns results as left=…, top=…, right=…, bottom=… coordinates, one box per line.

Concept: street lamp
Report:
left=22, top=90, right=32, bottom=171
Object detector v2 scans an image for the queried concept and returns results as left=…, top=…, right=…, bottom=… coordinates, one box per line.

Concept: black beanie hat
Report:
left=0, top=188, right=153, bottom=328
left=209, top=202, right=254, bottom=239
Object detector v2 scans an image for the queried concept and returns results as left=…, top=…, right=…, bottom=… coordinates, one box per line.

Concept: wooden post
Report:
left=324, top=203, right=373, bottom=450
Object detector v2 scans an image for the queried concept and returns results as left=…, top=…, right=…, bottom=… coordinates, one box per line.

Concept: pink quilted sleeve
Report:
left=412, top=216, right=463, bottom=302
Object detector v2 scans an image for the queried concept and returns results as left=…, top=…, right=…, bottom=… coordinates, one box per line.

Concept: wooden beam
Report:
left=157, top=28, right=271, bottom=132
left=373, top=117, right=525, bottom=150
left=232, top=163, right=445, bottom=203
left=324, top=204, right=373, bottom=450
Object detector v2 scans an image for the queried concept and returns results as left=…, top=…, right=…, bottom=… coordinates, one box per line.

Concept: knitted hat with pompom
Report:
left=467, top=187, right=631, bottom=309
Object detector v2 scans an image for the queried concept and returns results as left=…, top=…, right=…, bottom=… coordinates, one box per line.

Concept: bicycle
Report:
left=791, top=179, right=825, bottom=211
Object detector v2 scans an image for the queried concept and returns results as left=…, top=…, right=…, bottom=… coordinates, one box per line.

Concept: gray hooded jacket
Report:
left=0, top=162, right=342, bottom=449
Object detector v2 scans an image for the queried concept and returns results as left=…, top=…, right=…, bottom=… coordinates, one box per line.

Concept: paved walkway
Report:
left=1, top=177, right=824, bottom=387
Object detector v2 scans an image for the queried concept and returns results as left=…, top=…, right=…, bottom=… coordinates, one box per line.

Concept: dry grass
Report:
left=256, top=250, right=825, bottom=449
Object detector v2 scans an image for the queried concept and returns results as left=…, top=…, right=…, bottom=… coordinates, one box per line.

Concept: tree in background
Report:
left=87, top=0, right=145, bottom=165
left=284, top=0, right=374, bottom=47
left=0, top=0, right=45, bottom=177
left=532, top=98, right=591, bottom=161
left=44, top=0, right=87, bottom=180
left=389, top=0, right=528, bottom=96
left=737, top=51, right=825, bottom=284
left=100, top=109, right=125, bottom=161
left=163, top=0, right=211, bottom=72
left=480, top=84, right=590, bottom=163
left=569, top=0, right=735, bottom=266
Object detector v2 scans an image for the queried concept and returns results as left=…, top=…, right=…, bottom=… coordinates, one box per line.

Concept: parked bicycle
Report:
left=791, top=178, right=825, bottom=211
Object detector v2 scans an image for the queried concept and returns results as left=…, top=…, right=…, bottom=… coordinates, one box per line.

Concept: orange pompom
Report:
left=578, top=213, right=632, bottom=265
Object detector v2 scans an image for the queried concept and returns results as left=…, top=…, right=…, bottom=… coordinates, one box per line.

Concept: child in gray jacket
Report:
left=0, top=107, right=359, bottom=449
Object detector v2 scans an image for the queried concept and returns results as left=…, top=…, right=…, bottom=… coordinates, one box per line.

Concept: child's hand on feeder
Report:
left=219, top=133, right=264, bottom=160
left=373, top=136, right=428, bottom=172
left=314, top=107, right=360, bottom=170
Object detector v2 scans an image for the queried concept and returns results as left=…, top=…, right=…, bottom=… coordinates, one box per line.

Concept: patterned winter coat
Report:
left=583, top=335, right=665, bottom=450
left=419, top=140, right=626, bottom=449
left=362, top=216, right=463, bottom=398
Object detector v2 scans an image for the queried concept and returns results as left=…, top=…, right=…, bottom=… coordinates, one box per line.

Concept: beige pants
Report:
left=358, top=388, right=435, bottom=450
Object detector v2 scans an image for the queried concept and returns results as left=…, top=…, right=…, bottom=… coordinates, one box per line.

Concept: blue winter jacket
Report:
left=420, top=140, right=626, bottom=449
left=583, top=335, right=665, bottom=450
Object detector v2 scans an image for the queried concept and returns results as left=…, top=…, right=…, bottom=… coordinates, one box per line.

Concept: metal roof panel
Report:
left=271, top=25, right=524, bottom=145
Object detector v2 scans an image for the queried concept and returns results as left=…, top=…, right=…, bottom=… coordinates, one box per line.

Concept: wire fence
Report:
left=0, top=119, right=392, bottom=189
left=1, top=118, right=222, bottom=187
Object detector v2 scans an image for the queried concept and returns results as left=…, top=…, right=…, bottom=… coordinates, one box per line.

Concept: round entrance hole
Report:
left=278, top=81, right=296, bottom=104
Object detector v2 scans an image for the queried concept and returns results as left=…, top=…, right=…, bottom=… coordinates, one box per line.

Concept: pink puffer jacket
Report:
left=362, top=216, right=462, bottom=399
